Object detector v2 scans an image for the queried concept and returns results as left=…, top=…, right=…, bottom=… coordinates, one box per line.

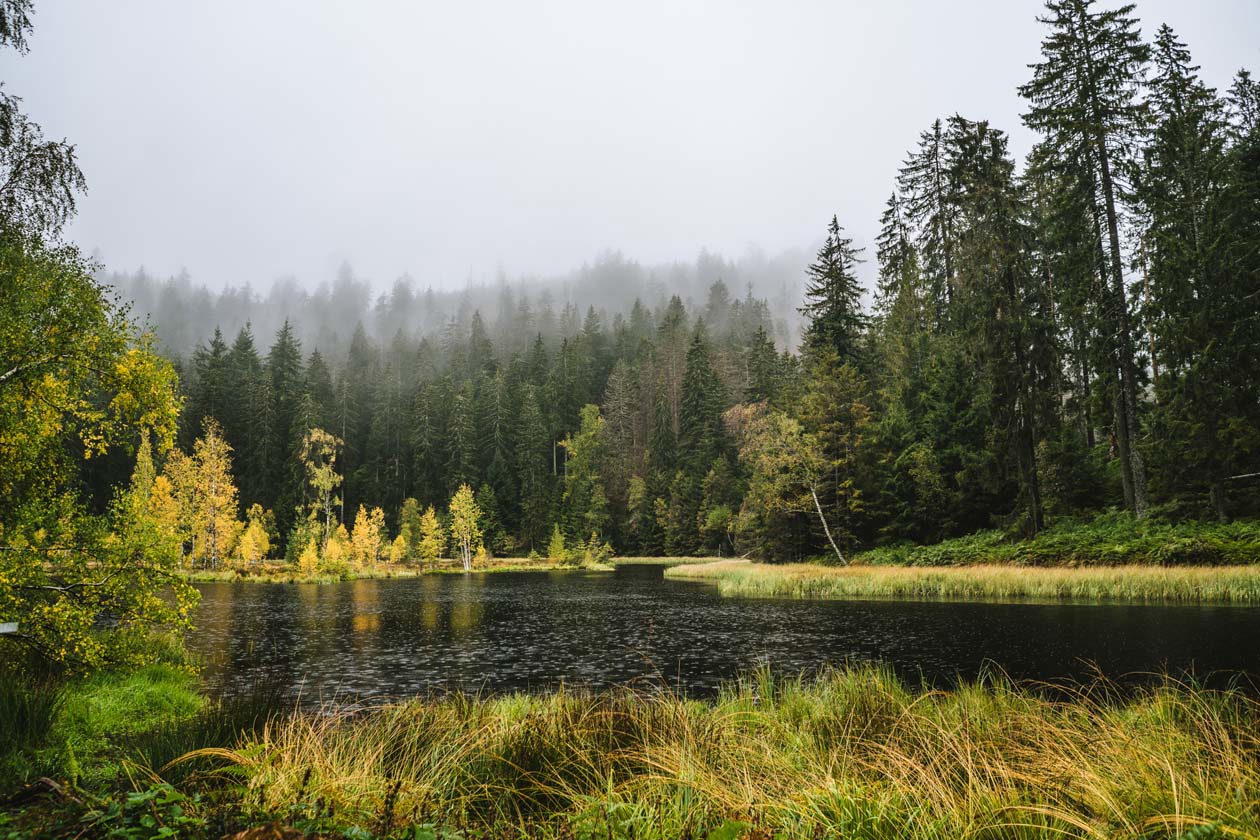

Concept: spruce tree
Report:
left=800, top=216, right=867, bottom=361
left=515, top=385, right=553, bottom=551
left=897, top=120, right=959, bottom=322
left=1020, top=0, right=1151, bottom=515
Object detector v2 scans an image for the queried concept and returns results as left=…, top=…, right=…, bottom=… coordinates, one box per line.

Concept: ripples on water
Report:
left=189, top=565, right=1260, bottom=703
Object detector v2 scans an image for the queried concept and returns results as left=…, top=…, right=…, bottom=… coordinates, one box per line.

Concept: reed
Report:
left=222, top=666, right=1260, bottom=838
left=665, top=558, right=1260, bottom=604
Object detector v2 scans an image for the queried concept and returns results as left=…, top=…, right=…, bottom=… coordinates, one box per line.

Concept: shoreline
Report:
left=181, top=560, right=615, bottom=584
left=665, top=558, right=1260, bottom=604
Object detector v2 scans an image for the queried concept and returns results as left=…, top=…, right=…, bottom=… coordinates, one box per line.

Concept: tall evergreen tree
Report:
left=898, top=120, right=959, bottom=323
left=800, top=216, right=867, bottom=361
left=1020, top=0, right=1151, bottom=515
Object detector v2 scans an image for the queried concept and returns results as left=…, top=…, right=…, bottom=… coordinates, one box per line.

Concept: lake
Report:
left=190, top=565, right=1260, bottom=702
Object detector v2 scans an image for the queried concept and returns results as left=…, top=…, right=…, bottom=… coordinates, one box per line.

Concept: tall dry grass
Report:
left=665, top=558, right=1260, bottom=604
left=220, top=667, right=1260, bottom=838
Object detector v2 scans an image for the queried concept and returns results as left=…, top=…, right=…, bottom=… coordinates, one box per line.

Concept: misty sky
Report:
left=4, top=1, right=1257, bottom=291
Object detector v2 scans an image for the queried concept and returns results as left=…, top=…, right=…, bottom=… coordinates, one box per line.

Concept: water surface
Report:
left=189, top=565, right=1260, bottom=702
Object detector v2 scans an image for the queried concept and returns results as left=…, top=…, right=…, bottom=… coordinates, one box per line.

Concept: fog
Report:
left=4, top=1, right=1257, bottom=297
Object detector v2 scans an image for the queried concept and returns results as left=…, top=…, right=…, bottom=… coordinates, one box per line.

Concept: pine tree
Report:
left=514, top=385, right=553, bottom=550
left=446, top=388, right=478, bottom=493
left=398, top=497, right=423, bottom=563
left=560, top=404, right=610, bottom=541
left=797, top=351, right=873, bottom=550
left=800, top=216, right=867, bottom=361
left=897, top=120, right=959, bottom=322
left=1020, top=0, right=1151, bottom=516
left=946, top=116, right=1053, bottom=533
left=185, top=328, right=229, bottom=447
left=267, top=321, right=304, bottom=541
left=743, top=326, right=780, bottom=403
left=678, top=323, right=727, bottom=472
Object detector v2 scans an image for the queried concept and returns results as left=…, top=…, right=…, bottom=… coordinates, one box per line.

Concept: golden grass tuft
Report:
left=665, top=558, right=1260, bottom=604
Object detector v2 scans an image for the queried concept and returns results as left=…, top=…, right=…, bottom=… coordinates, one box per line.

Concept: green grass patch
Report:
left=50, top=664, right=205, bottom=785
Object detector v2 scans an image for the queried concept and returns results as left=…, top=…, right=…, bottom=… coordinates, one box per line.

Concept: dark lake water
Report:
left=189, top=565, right=1260, bottom=702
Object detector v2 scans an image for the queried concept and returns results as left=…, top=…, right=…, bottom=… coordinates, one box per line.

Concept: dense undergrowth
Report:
left=3, top=666, right=1259, bottom=838
left=855, top=512, right=1260, bottom=568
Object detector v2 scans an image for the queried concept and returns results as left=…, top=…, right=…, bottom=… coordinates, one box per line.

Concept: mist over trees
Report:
left=104, top=248, right=808, bottom=363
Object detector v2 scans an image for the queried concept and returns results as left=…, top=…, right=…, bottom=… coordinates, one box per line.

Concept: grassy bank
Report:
left=6, top=666, right=1260, bottom=837
left=183, top=558, right=613, bottom=584
left=666, top=558, right=1260, bottom=603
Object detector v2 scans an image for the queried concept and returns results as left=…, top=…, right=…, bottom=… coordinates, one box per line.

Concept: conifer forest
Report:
left=93, top=6, right=1260, bottom=569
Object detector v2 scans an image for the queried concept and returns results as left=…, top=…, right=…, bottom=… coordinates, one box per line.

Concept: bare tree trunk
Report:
left=810, top=486, right=846, bottom=565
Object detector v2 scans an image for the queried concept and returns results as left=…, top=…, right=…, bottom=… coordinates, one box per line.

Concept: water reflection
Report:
left=189, top=566, right=1260, bottom=703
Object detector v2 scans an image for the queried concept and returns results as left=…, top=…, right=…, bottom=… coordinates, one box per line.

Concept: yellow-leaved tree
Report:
left=157, top=419, right=242, bottom=570
left=387, top=534, right=407, bottom=565
left=322, top=523, right=352, bottom=573
left=418, top=505, right=445, bottom=563
left=349, top=505, right=386, bottom=569
left=300, top=428, right=343, bottom=552
left=235, top=504, right=274, bottom=566
left=448, top=484, right=482, bottom=572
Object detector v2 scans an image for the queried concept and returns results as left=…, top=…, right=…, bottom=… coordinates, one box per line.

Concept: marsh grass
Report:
left=226, top=666, right=1260, bottom=838
left=665, top=559, right=1260, bottom=604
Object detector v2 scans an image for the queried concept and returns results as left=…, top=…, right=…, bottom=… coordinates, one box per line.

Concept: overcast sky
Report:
left=4, top=1, right=1256, bottom=291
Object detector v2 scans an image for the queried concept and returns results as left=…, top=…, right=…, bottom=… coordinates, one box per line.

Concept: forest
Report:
left=91, top=7, right=1260, bottom=575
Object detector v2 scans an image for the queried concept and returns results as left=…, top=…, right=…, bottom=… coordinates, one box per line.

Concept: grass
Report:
left=6, top=664, right=1260, bottom=837
left=185, top=666, right=1260, bottom=838
left=666, top=558, right=1260, bottom=604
